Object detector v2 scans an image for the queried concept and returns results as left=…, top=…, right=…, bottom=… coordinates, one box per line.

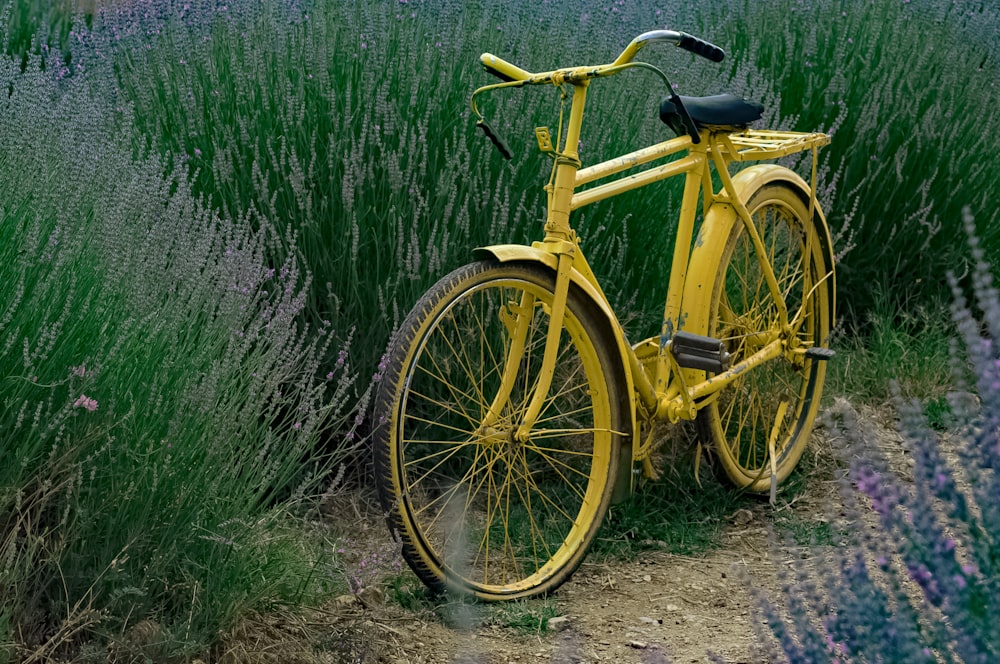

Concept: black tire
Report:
left=374, top=260, right=627, bottom=600
left=696, top=183, right=833, bottom=491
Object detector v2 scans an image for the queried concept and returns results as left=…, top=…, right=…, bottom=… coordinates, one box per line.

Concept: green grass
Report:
left=593, top=468, right=750, bottom=560
left=1, top=0, right=78, bottom=68
left=387, top=573, right=436, bottom=614
left=708, top=0, right=1000, bottom=325
left=387, top=574, right=562, bottom=636
left=480, top=597, right=562, bottom=635
left=772, top=508, right=841, bottom=548
left=825, top=289, right=956, bottom=407
left=82, top=0, right=998, bottom=386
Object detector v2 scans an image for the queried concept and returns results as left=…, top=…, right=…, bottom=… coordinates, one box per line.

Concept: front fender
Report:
left=474, top=244, right=638, bottom=502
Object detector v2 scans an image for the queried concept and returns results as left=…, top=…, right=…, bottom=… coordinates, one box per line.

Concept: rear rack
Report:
left=720, top=130, right=830, bottom=161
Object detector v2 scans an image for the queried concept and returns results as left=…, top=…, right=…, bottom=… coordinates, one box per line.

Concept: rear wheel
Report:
left=374, top=261, right=626, bottom=600
left=697, top=184, right=833, bottom=491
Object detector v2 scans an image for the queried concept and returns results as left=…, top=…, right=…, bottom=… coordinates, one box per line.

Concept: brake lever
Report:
left=477, top=119, right=513, bottom=160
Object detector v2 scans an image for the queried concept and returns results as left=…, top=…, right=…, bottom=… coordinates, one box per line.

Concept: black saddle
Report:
left=660, top=94, right=764, bottom=135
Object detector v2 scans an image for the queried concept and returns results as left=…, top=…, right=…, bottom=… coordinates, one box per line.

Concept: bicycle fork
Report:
left=479, top=251, right=575, bottom=440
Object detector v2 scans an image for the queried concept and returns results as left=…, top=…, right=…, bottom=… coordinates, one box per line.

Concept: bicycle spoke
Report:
left=415, top=351, right=481, bottom=424
left=519, top=462, right=581, bottom=526
left=526, top=448, right=589, bottom=501
left=534, top=400, right=594, bottom=427
left=412, top=443, right=496, bottom=520
left=407, top=440, right=478, bottom=499
left=404, top=412, right=476, bottom=438
left=441, top=313, right=491, bottom=411
left=407, top=387, right=481, bottom=429
left=525, top=445, right=593, bottom=486
left=403, top=440, right=476, bottom=468
left=510, top=458, right=548, bottom=573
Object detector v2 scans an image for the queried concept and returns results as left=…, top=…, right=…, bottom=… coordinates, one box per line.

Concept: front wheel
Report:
left=374, top=260, right=626, bottom=600
left=696, top=183, right=833, bottom=492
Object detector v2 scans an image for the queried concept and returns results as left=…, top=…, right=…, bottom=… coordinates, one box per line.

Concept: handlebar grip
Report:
left=677, top=33, right=725, bottom=63
left=477, top=120, right=512, bottom=160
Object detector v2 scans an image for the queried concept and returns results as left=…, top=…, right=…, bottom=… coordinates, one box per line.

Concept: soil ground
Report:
left=218, top=404, right=919, bottom=664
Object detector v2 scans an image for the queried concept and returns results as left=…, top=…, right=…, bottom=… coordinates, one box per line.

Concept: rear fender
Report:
left=681, top=165, right=836, bottom=336
left=474, top=244, right=638, bottom=502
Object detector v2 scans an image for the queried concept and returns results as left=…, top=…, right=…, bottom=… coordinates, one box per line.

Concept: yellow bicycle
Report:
left=374, top=30, right=836, bottom=600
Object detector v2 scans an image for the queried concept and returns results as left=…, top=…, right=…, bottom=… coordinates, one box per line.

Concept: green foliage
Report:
left=85, top=0, right=1000, bottom=383
left=481, top=598, right=561, bottom=635
left=774, top=512, right=838, bottom=548
left=4, top=0, right=1000, bottom=657
left=0, top=0, right=80, bottom=65
left=387, top=573, right=435, bottom=613
left=0, top=608, right=10, bottom=664
left=825, top=288, right=954, bottom=404
left=96, top=0, right=699, bottom=380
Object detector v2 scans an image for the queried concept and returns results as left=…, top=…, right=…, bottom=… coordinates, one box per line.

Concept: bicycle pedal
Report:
left=670, top=331, right=731, bottom=373
left=804, top=346, right=836, bottom=361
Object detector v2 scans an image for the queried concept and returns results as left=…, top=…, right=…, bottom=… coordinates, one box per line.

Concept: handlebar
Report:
left=474, top=30, right=726, bottom=157
left=481, top=30, right=725, bottom=84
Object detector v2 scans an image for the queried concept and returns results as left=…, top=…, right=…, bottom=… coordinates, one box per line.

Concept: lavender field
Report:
left=1, top=0, right=998, bottom=660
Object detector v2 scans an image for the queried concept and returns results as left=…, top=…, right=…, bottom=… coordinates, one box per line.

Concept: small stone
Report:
left=333, top=594, right=358, bottom=607
left=643, top=574, right=652, bottom=582
left=639, top=616, right=660, bottom=625
left=547, top=615, right=572, bottom=632
left=731, top=508, right=754, bottom=526
left=358, top=585, right=384, bottom=606
left=628, top=640, right=649, bottom=649
left=664, top=603, right=681, bottom=612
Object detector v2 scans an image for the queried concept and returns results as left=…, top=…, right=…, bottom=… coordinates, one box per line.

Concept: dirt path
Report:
left=373, top=536, right=771, bottom=663
left=301, top=478, right=838, bottom=663
left=225, top=406, right=912, bottom=663
left=308, top=496, right=811, bottom=664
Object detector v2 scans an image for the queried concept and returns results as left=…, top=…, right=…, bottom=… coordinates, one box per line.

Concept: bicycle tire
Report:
left=695, top=183, right=833, bottom=491
left=374, top=260, right=625, bottom=600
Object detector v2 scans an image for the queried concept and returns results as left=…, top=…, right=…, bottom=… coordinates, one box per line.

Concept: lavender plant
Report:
left=751, top=211, right=1000, bottom=662
left=0, top=54, right=356, bottom=659
left=706, top=0, right=1000, bottom=325
left=0, top=0, right=76, bottom=65
left=81, top=0, right=998, bottom=383
left=86, top=0, right=741, bottom=380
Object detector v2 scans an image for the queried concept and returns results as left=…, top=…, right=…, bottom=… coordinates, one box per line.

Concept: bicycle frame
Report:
left=473, top=56, right=833, bottom=497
